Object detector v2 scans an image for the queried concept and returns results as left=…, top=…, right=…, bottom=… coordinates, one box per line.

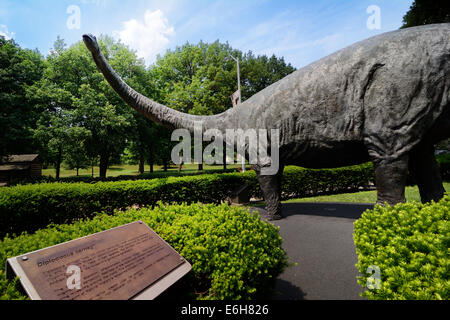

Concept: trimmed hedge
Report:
left=0, top=164, right=375, bottom=238
left=0, top=203, right=288, bottom=300
left=0, top=174, right=253, bottom=238
left=353, top=195, right=449, bottom=300
left=282, top=163, right=374, bottom=198
left=437, top=154, right=450, bottom=180
left=6, top=167, right=240, bottom=186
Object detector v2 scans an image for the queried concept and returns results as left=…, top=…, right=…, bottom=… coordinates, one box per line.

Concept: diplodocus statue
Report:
left=83, top=23, right=450, bottom=220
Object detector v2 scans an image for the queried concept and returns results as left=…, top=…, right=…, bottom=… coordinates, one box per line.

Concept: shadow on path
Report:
left=281, top=202, right=374, bottom=219
left=251, top=202, right=374, bottom=300
left=269, top=279, right=307, bottom=300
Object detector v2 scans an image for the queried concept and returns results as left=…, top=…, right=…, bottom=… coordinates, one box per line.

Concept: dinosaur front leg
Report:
left=254, top=164, right=284, bottom=220
left=372, top=155, right=409, bottom=206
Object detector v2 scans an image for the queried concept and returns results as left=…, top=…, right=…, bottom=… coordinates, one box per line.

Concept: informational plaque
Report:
left=6, top=221, right=191, bottom=300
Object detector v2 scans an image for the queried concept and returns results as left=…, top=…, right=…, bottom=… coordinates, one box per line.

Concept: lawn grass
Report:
left=282, top=182, right=450, bottom=204
left=42, top=163, right=244, bottom=178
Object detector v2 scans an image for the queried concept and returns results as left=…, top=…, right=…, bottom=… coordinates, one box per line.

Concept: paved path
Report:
left=251, top=202, right=374, bottom=300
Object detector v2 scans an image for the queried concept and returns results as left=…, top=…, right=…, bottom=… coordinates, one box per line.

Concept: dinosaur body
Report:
left=84, top=24, right=450, bottom=220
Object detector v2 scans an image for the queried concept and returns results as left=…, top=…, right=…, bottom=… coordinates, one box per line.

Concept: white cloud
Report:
left=0, top=24, right=14, bottom=40
left=81, top=0, right=109, bottom=7
left=113, top=10, right=174, bottom=65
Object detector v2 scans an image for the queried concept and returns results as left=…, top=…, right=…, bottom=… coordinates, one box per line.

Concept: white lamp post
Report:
left=227, top=55, right=241, bottom=104
left=225, top=54, right=245, bottom=172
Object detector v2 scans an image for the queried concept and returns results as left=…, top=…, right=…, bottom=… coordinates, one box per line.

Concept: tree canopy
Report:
left=0, top=35, right=295, bottom=176
left=0, top=37, right=45, bottom=162
left=401, top=0, right=450, bottom=28
left=151, top=40, right=295, bottom=170
left=153, top=40, right=295, bottom=116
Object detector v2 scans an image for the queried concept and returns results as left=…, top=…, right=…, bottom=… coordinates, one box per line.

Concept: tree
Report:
left=153, top=126, right=175, bottom=172
left=401, top=0, right=450, bottom=28
left=122, top=55, right=161, bottom=175
left=33, top=106, right=71, bottom=179
left=28, top=37, right=79, bottom=178
left=154, top=41, right=238, bottom=116
left=40, top=36, right=149, bottom=178
left=63, top=126, right=91, bottom=176
left=126, top=116, right=158, bottom=174
left=72, top=83, right=131, bottom=178
left=28, top=75, right=73, bottom=178
left=240, top=53, right=296, bottom=99
left=0, top=37, right=45, bottom=161
left=152, top=40, right=296, bottom=170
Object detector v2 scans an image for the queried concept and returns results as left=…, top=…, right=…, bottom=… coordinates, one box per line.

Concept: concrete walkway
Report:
left=251, top=202, right=374, bottom=300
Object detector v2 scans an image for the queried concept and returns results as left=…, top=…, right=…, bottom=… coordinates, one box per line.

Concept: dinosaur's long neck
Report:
left=87, top=46, right=232, bottom=133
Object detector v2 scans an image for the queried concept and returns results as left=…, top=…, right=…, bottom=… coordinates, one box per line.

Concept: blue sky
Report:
left=0, top=0, right=413, bottom=68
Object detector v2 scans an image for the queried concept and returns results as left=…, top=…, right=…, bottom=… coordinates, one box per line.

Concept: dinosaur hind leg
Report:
left=409, top=144, right=445, bottom=203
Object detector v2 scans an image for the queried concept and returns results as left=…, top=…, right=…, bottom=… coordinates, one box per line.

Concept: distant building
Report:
left=0, top=154, right=42, bottom=186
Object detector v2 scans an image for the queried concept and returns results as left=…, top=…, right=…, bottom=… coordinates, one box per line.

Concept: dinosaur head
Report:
left=82, top=34, right=100, bottom=54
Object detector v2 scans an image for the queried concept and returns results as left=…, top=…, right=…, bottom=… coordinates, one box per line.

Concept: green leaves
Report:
left=153, top=40, right=295, bottom=116
left=0, top=37, right=45, bottom=160
left=282, top=163, right=375, bottom=198
left=401, top=0, right=450, bottom=29
left=0, top=164, right=376, bottom=237
left=26, top=36, right=149, bottom=178
left=354, top=195, right=449, bottom=300
left=0, top=203, right=288, bottom=300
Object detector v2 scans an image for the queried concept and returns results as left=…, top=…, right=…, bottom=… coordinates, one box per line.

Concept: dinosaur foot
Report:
left=255, top=207, right=283, bottom=221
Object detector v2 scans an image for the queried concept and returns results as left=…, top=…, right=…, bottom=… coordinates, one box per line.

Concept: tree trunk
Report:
left=99, top=152, right=109, bottom=179
left=198, top=163, right=203, bottom=171
left=91, top=157, right=95, bottom=177
left=148, top=146, right=154, bottom=173
left=55, top=146, right=62, bottom=180
left=76, top=167, right=79, bottom=176
left=223, top=147, right=227, bottom=171
left=163, top=159, right=168, bottom=172
left=139, top=153, right=145, bottom=174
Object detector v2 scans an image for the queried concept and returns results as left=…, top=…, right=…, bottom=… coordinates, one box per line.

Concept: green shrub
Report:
left=0, top=203, right=288, bottom=300
left=282, top=163, right=374, bottom=198
left=437, top=154, right=450, bottom=180
left=0, top=164, right=374, bottom=238
left=0, top=173, right=254, bottom=238
left=353, top=195, right=449, bottom=300
left=7, top=168, right=241, bottom=186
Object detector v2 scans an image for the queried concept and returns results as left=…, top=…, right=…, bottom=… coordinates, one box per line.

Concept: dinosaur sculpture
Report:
left=83, top=23, right=450, bottom=220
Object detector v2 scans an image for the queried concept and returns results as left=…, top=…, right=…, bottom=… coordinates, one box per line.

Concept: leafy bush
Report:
left=0, top=174, right=253, bottom=238
left=0, top=203, right=288, bottom=300
left=437, top=154, right=450, bottom=180
left=353, top=195, right=449, bottom=300
left=282, top=163, right=374, bottom=198
left=6, top=168, right=240, bottom=186
left=0, top=164, right=374, bottom=238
